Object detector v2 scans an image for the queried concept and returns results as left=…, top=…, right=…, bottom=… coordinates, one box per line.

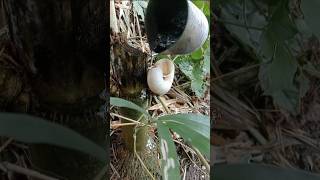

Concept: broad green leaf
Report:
left=158, top=114, right=210, bottom=158
left=190, top=62, right=206, bottom=97
left=0, top=113, right=106, bottom=162
left=110, top=97, right=149, bottom=117
left=259, top=0, right=298, bottom=59
left=266, top=0, right=297, bottom=42
left=259, top=44, right=298, bottom=113
left=159, top=114, right=210, bottom=138
left=259, top=44, right=297, bottom=94
left=157, top=121, right=180, bottom=180
left=213, top=163, right=320, bottom=180
left=258, top=1, right=299, bottom=113
left=175, top=54, right=208, bottom=97
left=301, top=0, right=320, bottom=39
left=220, top=6, right=255, bottom=49
left=219, top=0, right=302, bottom=115
left=219, top=3, right=267, bottom=54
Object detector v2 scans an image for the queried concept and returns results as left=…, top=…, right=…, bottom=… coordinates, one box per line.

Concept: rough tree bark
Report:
left=4, top=0, right=107, bottom=179
left=111, top=34, right=159, bottom=179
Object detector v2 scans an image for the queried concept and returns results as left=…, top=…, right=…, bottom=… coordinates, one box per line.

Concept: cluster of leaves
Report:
left=174, top=39, right=210, bottom=97
left=110, top=97, right=210, bottom=180
left=216, top=0, right=320, bottom=114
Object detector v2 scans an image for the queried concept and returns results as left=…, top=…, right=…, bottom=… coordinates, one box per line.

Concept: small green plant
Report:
left=173, top=38, right=210, bottom=98
left=110, top=97, right=210, bottom=180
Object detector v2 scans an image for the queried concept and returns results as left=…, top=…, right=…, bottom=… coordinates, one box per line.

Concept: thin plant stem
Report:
left=212, top=64, right=260, bottom=82
left=193, top=147, right=210, bottom=172
left=155, top=96, right=171, bottom=114
left=216, top=19, right=265, bottom=31
left=93, top=165, right=108, bottom=180
left=111, top=122, right=140, bottom=129
left=111, top=113, right=144, bottom=125
left=133, top=124, right=156, bottom=180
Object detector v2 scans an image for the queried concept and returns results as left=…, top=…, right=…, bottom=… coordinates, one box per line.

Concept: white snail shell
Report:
left=147, top=59, right=175, bottom=95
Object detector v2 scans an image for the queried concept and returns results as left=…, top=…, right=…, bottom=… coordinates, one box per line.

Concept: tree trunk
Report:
left=4, top=0, right=107, bottom=179
left=111, top=35, right=160, bottom=179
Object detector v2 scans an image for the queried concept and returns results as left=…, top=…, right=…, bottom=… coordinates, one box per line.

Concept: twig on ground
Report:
left=0, top=138, right=13, bottom=153
left=93, top=165, right=108, bottom=180
left=0, top=162, right=59, bottom=180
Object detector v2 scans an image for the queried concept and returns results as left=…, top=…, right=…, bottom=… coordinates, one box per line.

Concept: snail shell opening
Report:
left=147, top=59, right=175, bottom=95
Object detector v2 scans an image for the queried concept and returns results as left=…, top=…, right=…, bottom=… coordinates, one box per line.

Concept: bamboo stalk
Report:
left=111, top=34, right=160, bottom=179
left=110, top=0, right=119, bottom=33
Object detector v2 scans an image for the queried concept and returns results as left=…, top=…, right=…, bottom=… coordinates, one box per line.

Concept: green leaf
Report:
left=159, top=114, right=210, bottom=138
left=192, top=1, right=210, bottom=17
left=201, top=38, right=210, bottom=75
left=301, top=0, right=320, bottom=39
left=259, top=44, right=297, bottom=94
left=213, top=163, right=320, bottom=180
left=190, top=62, right=206, bottom=97
left=258, top=1, right=299, bottom=113
left=0, top=113, right=106, bottom=162
left=259, top=44, right=298, bottom=114
left=203, top=46, right=210, bottom=75
left=266, top=0, right=297, bottom=41
left=176, top=55, right=207, bottom=97
left=174, top=33, right=209, bottom=97
left=259, top=0, right=298, bottom=59
left=158, top=114, right=210, bottom=158
left=219, top=7, right=267, bottom=56
left=157, top=121, right=180, bottom=180
left=110, top=97, right=149, bottom=117
left=175, top=34, right=209, bottom=97
left=191, top=48, right=203, bottom=60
